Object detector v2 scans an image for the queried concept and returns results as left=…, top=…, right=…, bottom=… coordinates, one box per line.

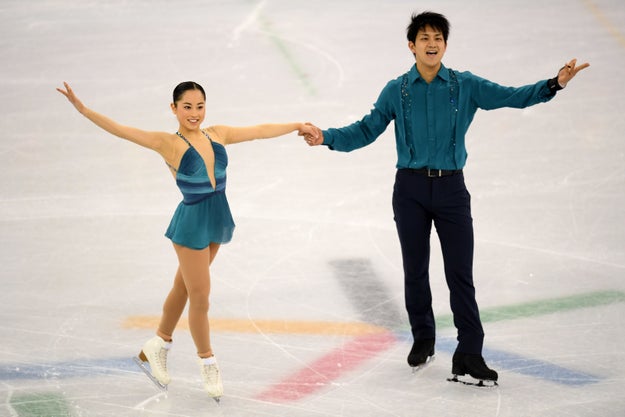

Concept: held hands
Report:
left=557, top=59, right=590, bottom=88
left=56, top=82, right=85, bottom=113
left=298, top=122, right=324, bottom=146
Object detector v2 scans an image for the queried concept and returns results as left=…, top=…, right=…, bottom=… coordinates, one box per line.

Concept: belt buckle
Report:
left=427, top=168, right=441, bottom=178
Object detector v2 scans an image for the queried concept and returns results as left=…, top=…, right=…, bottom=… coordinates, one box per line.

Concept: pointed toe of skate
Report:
left=410, top=354, right=436, bottom=373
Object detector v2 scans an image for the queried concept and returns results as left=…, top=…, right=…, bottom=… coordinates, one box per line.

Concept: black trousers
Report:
left=392, top=169, right=484, bottom=354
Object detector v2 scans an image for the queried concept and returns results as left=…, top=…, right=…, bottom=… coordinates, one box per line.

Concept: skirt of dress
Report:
left=165, top=191, right=235, bottom=250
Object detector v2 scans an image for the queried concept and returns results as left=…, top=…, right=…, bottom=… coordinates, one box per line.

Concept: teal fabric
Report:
left=165, top=131, right=235, bottom=249
left=322, top=64, right=556, bottom=170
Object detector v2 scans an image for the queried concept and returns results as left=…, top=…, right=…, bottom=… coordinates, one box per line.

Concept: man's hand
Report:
left=298, top=122, right=324, bottom=146
left=557, top=58, right=590, bottom=88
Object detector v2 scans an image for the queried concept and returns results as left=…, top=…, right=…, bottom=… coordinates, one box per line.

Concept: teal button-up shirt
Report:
left=323, top=64, right=557, bottom=169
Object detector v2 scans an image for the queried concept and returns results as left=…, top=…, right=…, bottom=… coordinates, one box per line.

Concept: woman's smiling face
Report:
left=171, top=89, right=206, bottom=131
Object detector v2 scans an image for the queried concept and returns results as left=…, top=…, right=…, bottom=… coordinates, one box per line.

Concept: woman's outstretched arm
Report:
left=56, top=82, right=173, bottom=155
left=210, top=123, right=318, bottom=145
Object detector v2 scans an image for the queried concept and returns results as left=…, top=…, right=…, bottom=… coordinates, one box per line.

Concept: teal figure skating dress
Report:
left=165, top=130, right=235, bottom=249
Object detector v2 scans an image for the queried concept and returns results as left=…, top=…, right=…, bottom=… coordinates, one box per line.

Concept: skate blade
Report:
left=133, top=356, right=168, bottom=391
left=206, top=389, right=222, bottom=404
left=410, top=355, right=435, bottom=374
left=447, top=374, right=498, bottom=388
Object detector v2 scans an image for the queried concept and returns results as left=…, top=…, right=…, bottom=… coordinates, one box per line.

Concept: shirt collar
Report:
left=408, top=63, right=450, bottom=83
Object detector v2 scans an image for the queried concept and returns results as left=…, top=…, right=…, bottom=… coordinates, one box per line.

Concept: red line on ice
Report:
left=255, top=331, right=397, bottom=402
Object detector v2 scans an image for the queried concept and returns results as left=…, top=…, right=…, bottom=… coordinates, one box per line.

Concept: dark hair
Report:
left=172, top=81, right=206, bottom=104
left=406, top=11, right=450, bottom=43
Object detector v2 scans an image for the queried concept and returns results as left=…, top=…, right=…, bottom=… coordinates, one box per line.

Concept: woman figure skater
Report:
left=57, top=81, right=317, bottom=401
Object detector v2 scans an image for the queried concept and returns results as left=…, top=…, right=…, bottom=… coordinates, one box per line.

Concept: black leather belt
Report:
left=404, top=168, right=463, bottom=178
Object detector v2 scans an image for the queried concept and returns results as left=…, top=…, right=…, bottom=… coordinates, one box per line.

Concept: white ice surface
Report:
left=1, top=0, right=624, bottom=416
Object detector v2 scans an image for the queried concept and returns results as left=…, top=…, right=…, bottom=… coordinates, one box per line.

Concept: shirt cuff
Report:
left=547, top=77, right=563, bottom=94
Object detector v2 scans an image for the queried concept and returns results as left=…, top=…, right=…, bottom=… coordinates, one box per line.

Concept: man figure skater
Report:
left=304, top=11, right=588, bottom=385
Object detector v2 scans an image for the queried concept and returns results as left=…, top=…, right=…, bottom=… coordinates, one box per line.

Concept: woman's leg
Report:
left=173, top=242, right=220, bottom=358
left=157, top=243, right=220, bottom=342
left=157, top=267, right=187, bottom=341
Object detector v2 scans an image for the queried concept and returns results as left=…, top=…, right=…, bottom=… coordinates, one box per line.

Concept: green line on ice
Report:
left=258, top=14, right=317, bottom=96
left=10, top=392, right=73, bottom=417
left=435, top=290, right=625, bottom=329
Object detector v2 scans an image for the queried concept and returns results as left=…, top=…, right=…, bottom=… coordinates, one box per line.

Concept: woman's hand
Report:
left=56, top=82, right=86, bottom=114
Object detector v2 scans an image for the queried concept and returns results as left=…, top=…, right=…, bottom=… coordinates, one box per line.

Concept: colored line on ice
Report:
left=434, top=290, right=625, bottom=329
left=0, top=357, right=136, bottom=380
left=8, top=392, right=72, bottom=417
left=228, top=0, right=316, bottom=96
left=329, top=258, right=405, bottom=328
left=255, top=331, right=397, bottom=402
left=1, top=290, right=621, bottom=404
left=433, top=337, right=601, bottom=387
left=257, top=14, right=317, bottom=96
left=583, top=0, right=625, bottom=49
left=123, top=316, right=388, bottom=336
left=255, top=290, right=623, bottom=402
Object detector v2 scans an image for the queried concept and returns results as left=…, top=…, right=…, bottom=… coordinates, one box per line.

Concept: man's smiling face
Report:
left=408, top=25, right=447, bottom=70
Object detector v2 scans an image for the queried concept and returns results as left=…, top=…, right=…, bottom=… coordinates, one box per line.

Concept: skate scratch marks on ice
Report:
left=132, top=391, right=168, bottom=411
left=229, top=0, right=266, bottom=46
left=227, top=0, right=318, bottom=96
left=118, top=290, right=624, bottom=402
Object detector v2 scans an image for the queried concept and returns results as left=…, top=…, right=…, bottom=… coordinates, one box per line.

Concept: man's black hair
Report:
left=406, top=11, right=450, bottom=43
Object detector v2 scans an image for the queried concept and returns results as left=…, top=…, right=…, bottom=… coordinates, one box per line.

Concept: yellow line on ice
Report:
left=584, top=0, right=625, bottom=48
left=123, top=316, right=388, bottom=336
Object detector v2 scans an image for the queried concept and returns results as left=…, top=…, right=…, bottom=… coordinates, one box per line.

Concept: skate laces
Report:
left=199, top=356, right=223, bottom=397
left=204, top=364, right=219, bottom=384
left=154, top=344, right=169, bottom=370
left=146, top=338, right=171, bottom=373
left=200, top=359, right=219, bottom=384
